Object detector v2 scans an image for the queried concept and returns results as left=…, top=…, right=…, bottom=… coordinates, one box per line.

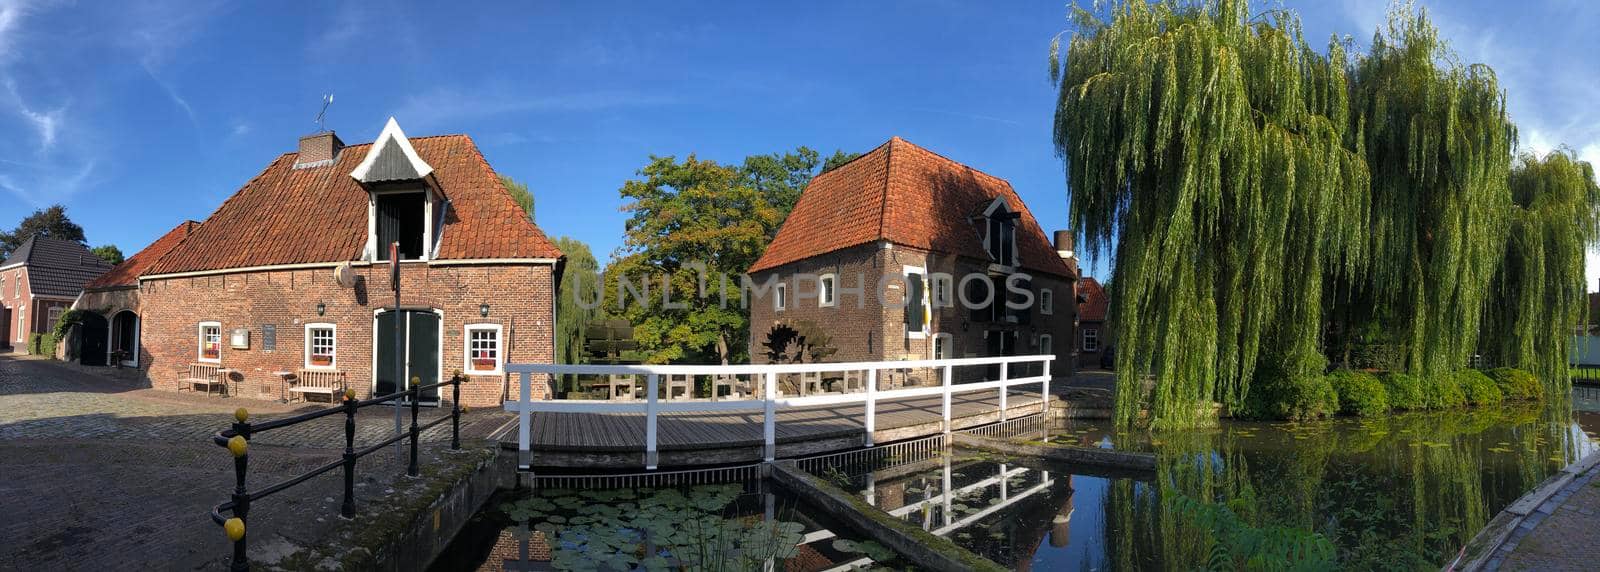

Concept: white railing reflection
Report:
left=504, top=354, right=1053, bottom=470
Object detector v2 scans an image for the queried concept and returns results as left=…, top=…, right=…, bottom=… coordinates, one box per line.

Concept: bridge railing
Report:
left=503, top=354, right=1054, bottom=470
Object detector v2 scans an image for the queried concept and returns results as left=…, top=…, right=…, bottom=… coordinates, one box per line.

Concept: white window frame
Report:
left=818, top=274, right=837, bottom=308
left=1039, top=333, right=1053, bottom=356
left=1040, top=288, right=1054, bottom=315
left=198, top=321, right=222, bottom=363
left=464, top=323, right=504, bottom=376
left=304, top=323, right=337, bottom=370
left=366, top=188, right=436, bottom=262
left=1083, top=328, right=1099, bottom=352
left=932, top=332, right=953, bottom=360
left=903, top=265, right=929, bottom=338
left=774, top=282, right=787, bottom=312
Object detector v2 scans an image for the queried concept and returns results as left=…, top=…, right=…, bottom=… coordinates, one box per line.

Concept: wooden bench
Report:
left=180, top=364, right=226, bottom=396
left=290, top=370, right=347, bottom=403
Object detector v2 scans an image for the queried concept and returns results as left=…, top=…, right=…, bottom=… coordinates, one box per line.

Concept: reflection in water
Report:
left=838, top=397, right=1600, bottom=569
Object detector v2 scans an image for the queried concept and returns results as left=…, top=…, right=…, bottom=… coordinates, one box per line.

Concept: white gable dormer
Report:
left=981, top=196, right=1018, bottom=268
left=352, top=117, right=444, bottom=262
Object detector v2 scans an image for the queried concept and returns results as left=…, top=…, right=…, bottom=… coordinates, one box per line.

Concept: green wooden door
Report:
left=374, top=310, right=441, bottom=403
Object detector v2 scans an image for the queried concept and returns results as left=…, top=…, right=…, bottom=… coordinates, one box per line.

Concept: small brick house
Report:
left=746, top=137, right=1078, bottom=384
left=1076, top=277, right=1109, bottom=369
left=71, top=220, right=201, bottom=366
left=129, top=118, right=562, bottom=407
left=1, top=235, right=114, bottom=352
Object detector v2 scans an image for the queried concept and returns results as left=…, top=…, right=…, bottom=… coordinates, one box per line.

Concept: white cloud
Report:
left=5, top=78, right=61, bottom=149
left=230, top=121, right=251, bottom=137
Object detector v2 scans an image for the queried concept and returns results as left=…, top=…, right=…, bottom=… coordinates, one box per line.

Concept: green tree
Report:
left=608, top=147, right=851, bottom=364
left=92, top=245, right=124, bottom=265
left=1048, top=0, right=1594, bottom=427
left=500, top=175, right=535, bottom=222
left=554, top=236, right=600, bottom=367
left=821, top=150, right=862, bottom=174
left=1, top=204, right=86, bottom=258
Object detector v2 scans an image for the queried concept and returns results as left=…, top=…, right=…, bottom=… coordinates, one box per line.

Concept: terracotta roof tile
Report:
left=85, top=221, right=200, bottom=289
left=148, top=134, right=561, bottom=275
left=1078, top=277, right=1109, bottom=321
left=749, top=137, right=1073, bottom=277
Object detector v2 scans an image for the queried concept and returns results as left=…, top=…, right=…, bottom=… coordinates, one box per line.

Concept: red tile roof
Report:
left=147, top=134, right=561, bottom=275
left=1078, top=277, right=1108, bottom=322
left=85, top=221, right=200, bottom=289
left=748, top=137, right=1073, bottom=278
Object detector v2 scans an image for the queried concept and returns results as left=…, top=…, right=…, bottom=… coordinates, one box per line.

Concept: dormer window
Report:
left=983, top=198, right=1019, bottom=267
left=375, top=191, right=428, bottom=261
left=351, top=117, right=440, bottom=262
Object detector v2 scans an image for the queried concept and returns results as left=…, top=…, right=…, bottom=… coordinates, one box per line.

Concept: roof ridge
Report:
left=875, top=138, right=897, bottom=241
left=886, top=136, right=1014, bottom=187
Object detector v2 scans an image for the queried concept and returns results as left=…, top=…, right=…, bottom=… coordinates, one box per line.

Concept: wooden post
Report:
left=763, top=371, right=776, bottom=462
left=864, top=368, right=877, bottom=447
left=999, top=361, right=1009, bottom=422
left=517, top=371, right=532, bottom=471
left=941, top=364, right=952, bottom=435
left=645, top=374, right=659, bottom=469
left=1042, top=358, right=1052, bottom=415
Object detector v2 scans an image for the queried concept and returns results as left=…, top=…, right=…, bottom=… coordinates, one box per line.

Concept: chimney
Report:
left=1053, top=230, right=1075, bottom=259
left=295, top=131, right=344, bottom=168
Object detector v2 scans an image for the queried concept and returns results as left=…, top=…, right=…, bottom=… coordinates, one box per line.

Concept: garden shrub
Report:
left=28, top=332, right=56, bottom=357
left=1243, top=369, right=1338, bottom=421
left=1485, top=367, right=1543, bottom=401
left=1457, top=370, right=1504, bottom=406
left=1422, top=373, right=1467, bottom=409
left=1326, top=370, right=1389, bottom=416
left=1380, top=372, right=1426, bottom=410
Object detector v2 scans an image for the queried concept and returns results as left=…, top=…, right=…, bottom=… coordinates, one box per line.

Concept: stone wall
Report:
left=138, top=262, right=555, bottom=407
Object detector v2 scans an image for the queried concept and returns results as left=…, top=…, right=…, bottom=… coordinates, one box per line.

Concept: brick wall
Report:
left=138, top=262, right=555, bottom=407
left=3, top=267, right=27, bottom=346
left=748, top=241, right=1076, bottom=385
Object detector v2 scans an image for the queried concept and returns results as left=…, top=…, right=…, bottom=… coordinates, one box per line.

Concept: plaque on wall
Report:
left=262, top=324, right=276, bottom=352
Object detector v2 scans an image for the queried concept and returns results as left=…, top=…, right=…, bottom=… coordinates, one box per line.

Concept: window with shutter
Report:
left=904, top=270, right=927, bottom=337
left=375, top=192, right=427, bottom=261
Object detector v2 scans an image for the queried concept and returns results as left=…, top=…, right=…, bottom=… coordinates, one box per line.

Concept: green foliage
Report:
left=554, top=237, right=598, bottom=365
left=1456, top=370, right=1504, bottom=406
left=1326, top=370, right=1389, bottom=416
left=1485, top=367, right=1543, bottom=401
left=499, top=175, right=535, bottom=222
left=0, top=204, right=86, bottom=258
left=91, top=245, right=123, bottom=265
left=1242, top=356, right=1337, bottom=421
left=1051, top=0, right=1595, bottom=427
left=28, top=332, right=56, bottom=357
left=609, top=148, right=843, bottom=364
left=1379, top=372, right=1426, bottom=410
left=1162, top=485, right=1338, bottom=571
left=1482, top=152, right=1600, bottom=392
left=51, top=308, right=85, bottom=341
left=1422, top=373, right=1466, bottom=410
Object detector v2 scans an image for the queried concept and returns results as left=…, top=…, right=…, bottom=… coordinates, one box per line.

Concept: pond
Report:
left=430, top=480, right=906, bottom=571
left=831, top=394, right=1600, bottom=570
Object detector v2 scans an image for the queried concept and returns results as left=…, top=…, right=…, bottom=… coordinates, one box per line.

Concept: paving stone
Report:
left=1499, top=460, right=1600, bottom=571
left=0, top=355, right=511, bottom=570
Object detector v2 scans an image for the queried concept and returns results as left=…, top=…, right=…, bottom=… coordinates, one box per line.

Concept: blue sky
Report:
left=1, top=1, right=1597, bottom=284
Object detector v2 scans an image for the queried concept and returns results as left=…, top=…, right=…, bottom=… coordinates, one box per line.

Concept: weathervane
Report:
left=314, top=93, right=334, bottom=132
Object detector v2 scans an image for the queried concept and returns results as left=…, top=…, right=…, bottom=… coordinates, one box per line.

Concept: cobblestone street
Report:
left=0, top=354, right=512, bottom=571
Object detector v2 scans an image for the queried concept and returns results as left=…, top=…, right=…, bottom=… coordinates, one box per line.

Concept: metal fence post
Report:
left=408, top=376, right=420, bottom=477
left=999, top=361, right=1009, bottom=422
left=763, top=371, right=776, bottom=462
left=227, top=411, right=252, bottom=572
left=451, top=374, right=461, bottom=451
left=864, top=368, right=877, bottom=447
left=942, top=365, right=953, bottom=435
left=645, top=374, right=659, bottom=470
left=341, top=390, right=357, bottom=518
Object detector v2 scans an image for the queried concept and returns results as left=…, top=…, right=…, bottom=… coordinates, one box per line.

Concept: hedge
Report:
left=1327, top=370, right=1389, bottom=416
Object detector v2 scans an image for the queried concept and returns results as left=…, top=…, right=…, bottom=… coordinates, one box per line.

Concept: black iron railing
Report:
left=207, top=374, right=466, bottom=571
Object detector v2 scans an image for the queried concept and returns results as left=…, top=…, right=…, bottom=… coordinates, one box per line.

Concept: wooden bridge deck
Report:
left=518, top=390, right=1045, bottom=453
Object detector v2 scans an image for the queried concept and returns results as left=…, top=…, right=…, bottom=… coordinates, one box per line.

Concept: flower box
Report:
left=310, top=355, right=333, bottom=367
left=471, top=358, right=497, bottom=371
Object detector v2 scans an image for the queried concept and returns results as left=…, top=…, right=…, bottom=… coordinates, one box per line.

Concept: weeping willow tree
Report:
left=1053, top=0, right=1597, bottom=428
left=1481, top=152, right=1600, bottom=387
left=1051, top=0, right=1369, bottom=427
left=1346, top=6, right=1516, bottom=379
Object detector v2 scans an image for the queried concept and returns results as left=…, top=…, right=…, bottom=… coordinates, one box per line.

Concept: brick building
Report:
left=71, top=221, right=201, bottom=366
left=746, top=137, right=1078, bottom=385
left=1, top=235, right=114, bottom=352
left=1076, top=277, right=1109, bottom=369
left=126, top=118, right=562, bottom=407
